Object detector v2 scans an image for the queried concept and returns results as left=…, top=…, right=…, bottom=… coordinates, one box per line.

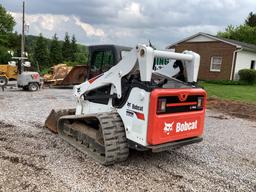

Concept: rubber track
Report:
left=58, top=112, right=129, bottom=165
left=98, top=112, right=129, bottom=164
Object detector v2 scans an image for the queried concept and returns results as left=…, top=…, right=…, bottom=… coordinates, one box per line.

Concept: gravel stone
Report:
left=0, top=87, right=255, bottom=192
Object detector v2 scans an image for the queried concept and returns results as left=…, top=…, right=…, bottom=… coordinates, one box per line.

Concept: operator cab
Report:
left=88, top=45, right=131, bottom=79
left=85, top=45, right=190, bottom=106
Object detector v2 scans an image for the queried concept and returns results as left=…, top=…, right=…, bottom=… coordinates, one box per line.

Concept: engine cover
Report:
left=147, top=88, right=206, bottom=145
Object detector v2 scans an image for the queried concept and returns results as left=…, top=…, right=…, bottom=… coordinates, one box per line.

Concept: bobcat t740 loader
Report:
left=45, top=44, right=206, bottom=165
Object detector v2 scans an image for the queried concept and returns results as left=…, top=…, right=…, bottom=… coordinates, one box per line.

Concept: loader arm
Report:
left=73, top=44, right=200, bottom=100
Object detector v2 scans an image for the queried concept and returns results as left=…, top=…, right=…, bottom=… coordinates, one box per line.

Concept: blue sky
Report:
left=1, top=0, right=256, bottom=48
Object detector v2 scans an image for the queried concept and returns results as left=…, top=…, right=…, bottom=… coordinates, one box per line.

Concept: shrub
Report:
left=202, top=80, right=248, bottom=85
left=63, top=61, right=79, bottom=67
left=238, top=69, right=256, bottom=84
left=40, top=67, right=51, bottom=75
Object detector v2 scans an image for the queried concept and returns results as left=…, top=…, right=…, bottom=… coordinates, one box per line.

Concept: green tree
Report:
left=7, top=32, right=21, bottom=56
left=76, top=45, right=88, bottom=64
left=34, top=33, right=50, bottom=70
left=0, top=5, right=15, bottom=34
left=217, top=12, right=256, bottom=44
left=62, top=32, right=72, bottom=61
left=217, top=25, right=256, bottom=45
left=71, top=34, right=77, bottom=62
left=217, top=12, right=256, bottom=45
left=50, top=33, right=62, bottom=65
left=0, top=32, right=20, bottom=63
left=0, top=46, right=12, bottom=63
left=245, top=12, right=256, bottom=27
left=0, top=4, right=16, bottom=57
left=74, top=52, right=87, bottom=64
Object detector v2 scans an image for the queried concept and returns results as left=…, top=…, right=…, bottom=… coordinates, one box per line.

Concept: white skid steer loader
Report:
left=45, top=44, right=206, bottom=165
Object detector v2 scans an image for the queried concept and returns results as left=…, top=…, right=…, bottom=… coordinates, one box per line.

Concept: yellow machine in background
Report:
left=0, top=64, right=18, bottom=86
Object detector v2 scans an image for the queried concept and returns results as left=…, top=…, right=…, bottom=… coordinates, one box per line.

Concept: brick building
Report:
left=167, top=33, right=256, bottom=80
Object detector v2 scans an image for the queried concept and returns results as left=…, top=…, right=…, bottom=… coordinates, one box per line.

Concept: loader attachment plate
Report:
left=44, top=109, right=76, bottom=133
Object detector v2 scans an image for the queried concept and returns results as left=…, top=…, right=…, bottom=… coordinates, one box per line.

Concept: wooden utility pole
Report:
left=20, top=1, right=25, bottom=73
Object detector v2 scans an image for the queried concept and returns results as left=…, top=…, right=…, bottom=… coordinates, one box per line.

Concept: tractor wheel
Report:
left=0, top=77, right=8, bottom=86
left=28, top=83, right=39, bottom=91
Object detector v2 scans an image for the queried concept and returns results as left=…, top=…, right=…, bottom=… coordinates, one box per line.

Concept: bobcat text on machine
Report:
left=45, top=44, right=206, bottom=165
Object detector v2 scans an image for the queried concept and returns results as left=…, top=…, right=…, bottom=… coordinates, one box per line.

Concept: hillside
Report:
left=0, top=32, right=88, bottom=73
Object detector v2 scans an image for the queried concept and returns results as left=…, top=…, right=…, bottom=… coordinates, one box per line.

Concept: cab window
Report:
left=91, top=50, right=114, bottom=73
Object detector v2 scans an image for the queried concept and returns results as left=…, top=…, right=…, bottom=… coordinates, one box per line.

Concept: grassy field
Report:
left=200, top=82, right=256, bottom=104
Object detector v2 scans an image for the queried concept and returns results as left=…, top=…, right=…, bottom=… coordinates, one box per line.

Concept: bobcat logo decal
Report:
left=163, top=122, right=174, bottom=135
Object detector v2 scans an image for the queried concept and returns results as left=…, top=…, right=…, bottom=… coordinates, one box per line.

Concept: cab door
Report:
left=89, top=50, right=115, bottom=79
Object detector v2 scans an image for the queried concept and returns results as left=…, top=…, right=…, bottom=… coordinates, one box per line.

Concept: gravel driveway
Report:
left=0, top=88, right=255, bottom=192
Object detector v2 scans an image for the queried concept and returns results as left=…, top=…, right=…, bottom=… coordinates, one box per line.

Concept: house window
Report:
left=210, top=56, right=222, bottom=72
left=251, top=60, right=255, bottom=69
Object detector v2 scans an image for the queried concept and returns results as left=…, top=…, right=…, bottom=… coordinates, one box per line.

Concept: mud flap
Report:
left=44, top=109, right=76, bottom=133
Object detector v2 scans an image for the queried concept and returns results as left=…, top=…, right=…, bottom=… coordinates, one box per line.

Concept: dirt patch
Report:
left=1, top=155, right=20, bottom=163
left=207, top=98, right=256, bottom=121
left=0, top=137, right=7, bottom=141
left=156, top=164, right=184, bottom=181
left=209, top=115, right=229, bottom=120
left=29, top=121, right=45, bottom=129
left=0, top=153, right=46, bottom=172
left=0, top=122, right=16, bottom=128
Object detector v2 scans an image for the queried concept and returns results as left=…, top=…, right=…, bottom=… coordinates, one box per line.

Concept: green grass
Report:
left=200, top=82, right=256, bottom=104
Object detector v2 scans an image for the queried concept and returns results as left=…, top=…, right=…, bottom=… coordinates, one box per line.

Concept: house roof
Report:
left=166, top=32, right=256, bottom=52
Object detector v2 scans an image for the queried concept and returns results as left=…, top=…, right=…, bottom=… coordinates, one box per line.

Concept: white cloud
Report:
left=123, top=2, right=143, bottom=18
left=73, top=16, right=105, bottom=37
left=5, top=0, right=256, bottom=47
left=115, top=2, right=146, bottom=27
left=10, top=12, right=105, bottom=44
left=177, top=25, right=224, bottom=36
left=10, top=12, right=70, bottom=32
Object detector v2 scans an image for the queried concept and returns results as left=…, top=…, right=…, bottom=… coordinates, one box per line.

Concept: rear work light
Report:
left=157, top=98, right=166, bottom=113
left=197, top=97, right=204, bottom=109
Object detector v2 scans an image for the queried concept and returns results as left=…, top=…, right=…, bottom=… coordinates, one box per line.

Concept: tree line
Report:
left=0, top=4, right=88, bottom=74
left=217, top=12, right=256, bottom=45
left=32, top=32, right=88, bottom=73
left=0, top=4, right=17, bottom=63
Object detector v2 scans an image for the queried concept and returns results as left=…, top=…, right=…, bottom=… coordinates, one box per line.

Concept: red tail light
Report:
left=197, top=97, right=204, bottom=109
left=157, top=98, right=166, bottom=113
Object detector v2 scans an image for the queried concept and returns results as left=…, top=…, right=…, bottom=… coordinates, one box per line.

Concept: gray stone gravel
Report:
left=0, top=87, right=255, bottom=192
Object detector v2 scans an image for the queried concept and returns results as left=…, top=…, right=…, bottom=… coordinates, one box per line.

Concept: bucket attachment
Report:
left=44, top=109, right=76, bottom=133
left=57, top=65, right=88, bottom=85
